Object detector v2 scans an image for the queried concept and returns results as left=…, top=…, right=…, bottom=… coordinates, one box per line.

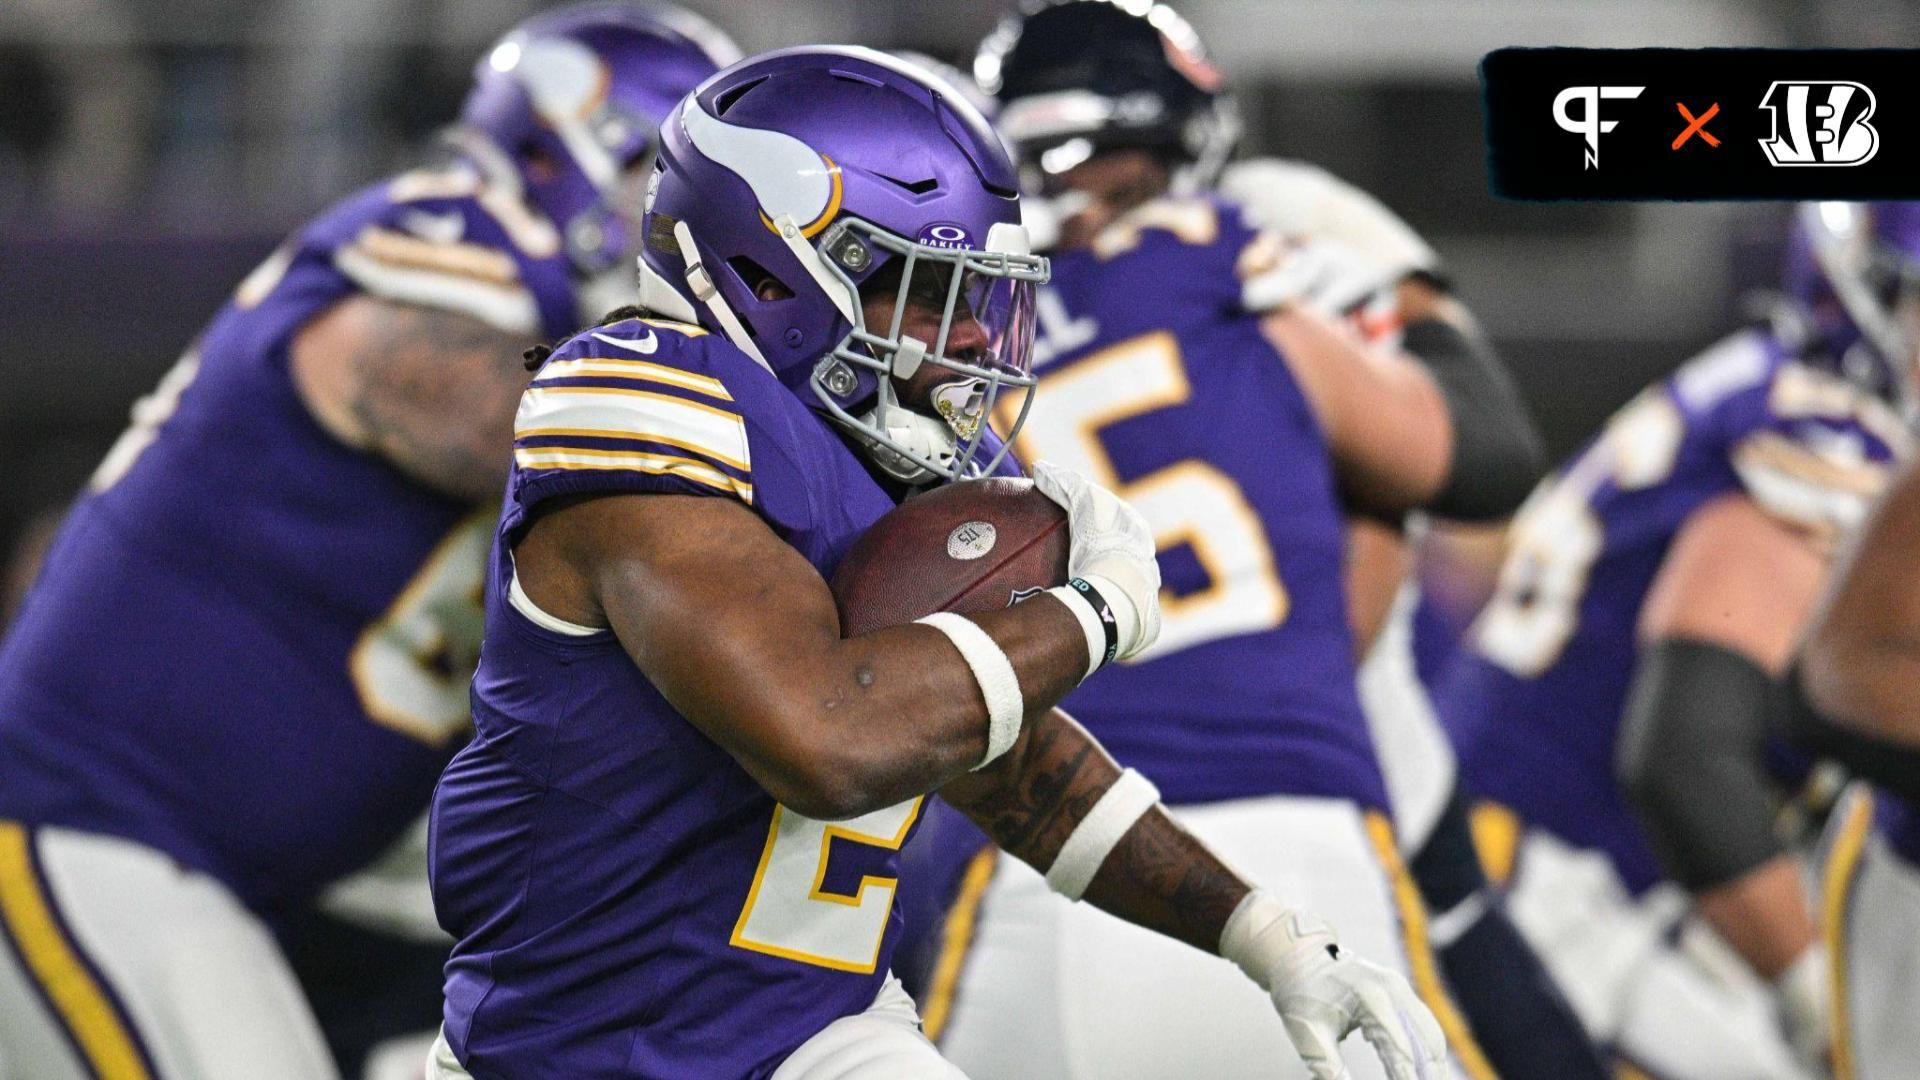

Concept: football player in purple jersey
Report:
left=1441, top=202, right=1918, bottom=1079
left=425, top=45, right=1445, bottom=1080
left=897, top=4, right=1592, bottom=1079
left=1756, top=202, right=1920, bottom=1080
left=0, top=6, right=736, bottom=1078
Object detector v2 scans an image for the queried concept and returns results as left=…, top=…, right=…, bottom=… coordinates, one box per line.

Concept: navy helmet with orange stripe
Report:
left=975, top=0, right=1241, bottom=195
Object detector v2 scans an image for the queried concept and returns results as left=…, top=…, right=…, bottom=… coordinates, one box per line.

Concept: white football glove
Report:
left=1772, top=943, right=1834, bottom=1077
left=1029, top=460, right=1162, bottom=662
left=1222, top=891, right=1449, bottom=1080
left=1219, top=157, right=1438, bottom=281
left=1239, top=235, right=1399, bottom=321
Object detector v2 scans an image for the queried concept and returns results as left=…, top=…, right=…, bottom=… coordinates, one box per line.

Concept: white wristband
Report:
left=916, top=612, right=1023, bottom=769
left=1045, top=583, right=1109, bottom=680
left=1044, top=768, right=1161, bottom=899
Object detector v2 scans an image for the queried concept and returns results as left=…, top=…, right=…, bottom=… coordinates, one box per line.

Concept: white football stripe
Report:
left=516, top=387, right=750, bottom=471
left=335, top=246, right=538, bottom=335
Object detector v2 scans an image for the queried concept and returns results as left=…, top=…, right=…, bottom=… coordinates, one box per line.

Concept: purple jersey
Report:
left=0, top=158, right=578, bottom=913
left=1875, top=792, right=1920, bottom=869
left=432, top=318, right=992, bottom=1077
left=1003, top=195, right=1386, bottom=808
left=1440, top=331, right=1908, bottom=892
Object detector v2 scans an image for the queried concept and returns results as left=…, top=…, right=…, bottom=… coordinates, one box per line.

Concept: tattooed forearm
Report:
left=1082, top=806, right=1251, bottom=951
left=941, top=709, right=1251, bottom=954
left=960, top=713, right=1107, bottom=856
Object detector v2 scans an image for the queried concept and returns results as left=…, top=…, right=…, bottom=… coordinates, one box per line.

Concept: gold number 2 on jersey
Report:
left=730, top=798, right=922, bottom=973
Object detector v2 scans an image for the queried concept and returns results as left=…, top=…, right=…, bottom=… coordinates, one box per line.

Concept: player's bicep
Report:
left=1637, top=493, right=1825, bottom=671
left=1259, top=307, right=1451, bottom=514
left=290, top=294, right=533, bottom=503
left=514, top=490, right=872, bottom=808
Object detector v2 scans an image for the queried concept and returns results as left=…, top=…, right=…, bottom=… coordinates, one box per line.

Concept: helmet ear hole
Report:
left=727, top=256, right=795, bottom=302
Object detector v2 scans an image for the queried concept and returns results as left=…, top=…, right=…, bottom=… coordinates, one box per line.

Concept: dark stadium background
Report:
left=2, top=0, right=1913, bottom=600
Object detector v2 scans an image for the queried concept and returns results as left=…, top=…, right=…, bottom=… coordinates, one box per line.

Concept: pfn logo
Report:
left=1553, top=86, right=1645, bottom=169
left=1759, top=81, right=1879, bottom=166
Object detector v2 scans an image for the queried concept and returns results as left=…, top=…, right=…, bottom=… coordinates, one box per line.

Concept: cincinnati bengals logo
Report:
left=1758, top=81, right=1879, bottom=167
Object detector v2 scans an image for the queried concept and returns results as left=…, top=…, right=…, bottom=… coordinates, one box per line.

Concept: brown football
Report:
left=830, top=477, right=1070, bottom=637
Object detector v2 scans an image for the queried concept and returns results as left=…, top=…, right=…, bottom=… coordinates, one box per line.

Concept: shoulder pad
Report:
left=331, top=164, right=561, bottom=336
left=1728, top=361, right=1910, bottom=541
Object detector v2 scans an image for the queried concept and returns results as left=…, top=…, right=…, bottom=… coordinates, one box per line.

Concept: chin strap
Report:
left=672, top=220, right=772, bottom=373
left=853, top=390, right=956, bottom=484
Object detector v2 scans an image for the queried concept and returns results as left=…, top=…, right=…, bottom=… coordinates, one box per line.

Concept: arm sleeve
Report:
left=1616, top=637, right=1786, bottom=892
left=1401, top=318, right=1548, bottom=521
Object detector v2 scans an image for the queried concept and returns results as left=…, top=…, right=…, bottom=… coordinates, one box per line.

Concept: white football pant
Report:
left=932, top=795, right=1487, bottom=1080
left=1358, top=581, right=1456, bottom=857
left=1818, top=784, right=1920, bottom=1080
left=1481, top=819, right=1812, bottom=1080
left=427, top=974, right=963, bottom=1079
left=0, top=823, right=338, bottom=1080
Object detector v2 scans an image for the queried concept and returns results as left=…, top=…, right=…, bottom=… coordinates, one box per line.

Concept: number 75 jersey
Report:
left=1438, top=330, right=1910, bottom=893
left=1005, top=194, right=1387, bottom=810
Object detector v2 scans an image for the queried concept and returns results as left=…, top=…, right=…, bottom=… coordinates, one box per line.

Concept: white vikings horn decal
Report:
left=681, top=102, right=843, bottom=237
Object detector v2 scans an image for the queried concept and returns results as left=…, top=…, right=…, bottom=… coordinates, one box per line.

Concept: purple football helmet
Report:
left=1786, top=201, right=1920, bottom=417
left=457, top=2, right=739, bottom=276
left=640, top=46, right=1049, bottom=483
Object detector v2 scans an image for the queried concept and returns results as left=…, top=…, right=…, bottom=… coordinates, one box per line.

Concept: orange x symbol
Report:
left=1673, top=102, right=1721, bottom=149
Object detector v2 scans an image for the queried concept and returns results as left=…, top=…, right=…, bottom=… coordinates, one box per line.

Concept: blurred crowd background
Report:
left=3, top=0, right=1917, bottom=612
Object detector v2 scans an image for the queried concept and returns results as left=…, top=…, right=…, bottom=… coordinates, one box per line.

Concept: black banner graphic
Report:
left=1483, top=48, right=1920, bottom=199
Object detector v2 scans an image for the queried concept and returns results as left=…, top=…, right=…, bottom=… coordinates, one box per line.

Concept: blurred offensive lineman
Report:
left=0, top=7, right=735, bottom=1078
left=1438, top=203, right=1918, bottom=1079
left=1752, top=203, right=1920, bottom=1080
left=902, top=4, right=1585, bottom=1078
left=424, top=46, right=1444, bottom=1080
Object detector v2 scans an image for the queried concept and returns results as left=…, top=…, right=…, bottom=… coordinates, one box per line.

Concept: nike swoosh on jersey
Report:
left=591, top=330, right=660, bottom=354
left=399, top=209, right=466, bottom=245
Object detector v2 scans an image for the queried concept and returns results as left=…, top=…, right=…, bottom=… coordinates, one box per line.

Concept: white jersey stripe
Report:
left=513, top=448, right=753, bottom=503
left=516, top=387, right=751, bottom=473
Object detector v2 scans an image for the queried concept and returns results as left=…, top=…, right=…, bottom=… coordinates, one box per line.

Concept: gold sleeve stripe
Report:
left=918, top=846, right=999, bottom=1042
left=536, top=357, right=733, bottom=402
left=0, top=823, right=153, bottom=1080
left=516, top=387, right=750, bottom=472
left=1822, top=788, right=1874, bottom=1080
left=1735, top=432, right=1891, bottom=498
left=1364, top=812, right=1499, bottom=1080
left=346, top=225, right=521, bottom=288
left=514, top=447, right=753, bottom=503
